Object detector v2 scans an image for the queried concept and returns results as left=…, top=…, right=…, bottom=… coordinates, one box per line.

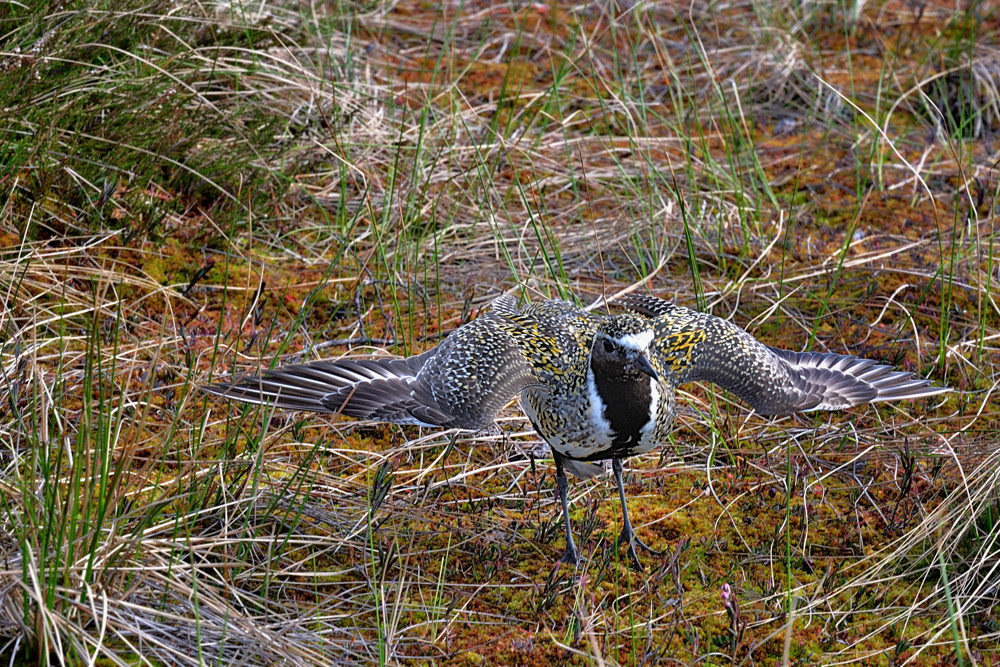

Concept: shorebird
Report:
left=204, top=293, right=947, bottom=568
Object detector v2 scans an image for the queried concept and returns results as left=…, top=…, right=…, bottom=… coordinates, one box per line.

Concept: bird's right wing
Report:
left=203, top=349, right=456, bottom=426
left=204, top=297, right=538, bottom=430
left=411, top=307, right=538, bottom=428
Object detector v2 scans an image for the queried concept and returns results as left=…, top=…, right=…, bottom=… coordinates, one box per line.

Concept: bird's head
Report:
left=591, top=314, right=659, bottom=380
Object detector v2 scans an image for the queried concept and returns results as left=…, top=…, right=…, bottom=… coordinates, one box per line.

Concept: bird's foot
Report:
left=558, top=543, right=581, bottom=568
left=617, top=527, right=662, bottom=570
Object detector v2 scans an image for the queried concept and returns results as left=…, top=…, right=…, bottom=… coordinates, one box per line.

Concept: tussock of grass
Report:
left=1, top=0, right=998, bottom=664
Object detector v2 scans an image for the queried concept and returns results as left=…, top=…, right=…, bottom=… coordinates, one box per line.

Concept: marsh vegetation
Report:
left=1, top=0, right=997, bottom=663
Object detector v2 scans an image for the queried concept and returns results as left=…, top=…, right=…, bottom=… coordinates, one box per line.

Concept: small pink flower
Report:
left=721, top=583, right=734, bottom=608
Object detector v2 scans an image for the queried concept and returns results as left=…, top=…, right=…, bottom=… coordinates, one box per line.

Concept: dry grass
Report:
left=1, top=0, right=998, bottom=664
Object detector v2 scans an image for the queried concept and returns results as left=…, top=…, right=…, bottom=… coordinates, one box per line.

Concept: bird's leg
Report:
left=554, top=454, right=580, bottom=567
left=613, top=458, right=662, bottom=570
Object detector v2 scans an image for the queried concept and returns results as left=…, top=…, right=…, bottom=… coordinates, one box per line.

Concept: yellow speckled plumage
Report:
left=204, top=292, right=948, bottom=569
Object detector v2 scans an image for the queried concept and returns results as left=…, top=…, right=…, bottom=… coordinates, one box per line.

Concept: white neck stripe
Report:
left=585, top=367, right=614, bottom=438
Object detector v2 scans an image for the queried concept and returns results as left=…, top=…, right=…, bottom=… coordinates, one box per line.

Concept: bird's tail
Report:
left=562, top=459, right=610, bottom=479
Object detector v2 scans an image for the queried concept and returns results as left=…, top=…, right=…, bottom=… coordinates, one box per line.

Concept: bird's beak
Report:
left=632, top=353, right=659, bottom=380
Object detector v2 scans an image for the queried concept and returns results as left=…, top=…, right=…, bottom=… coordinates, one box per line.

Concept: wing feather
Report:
left=627, top=294, right=948, bottom=414
left=204, top=306, right=537, bottom=430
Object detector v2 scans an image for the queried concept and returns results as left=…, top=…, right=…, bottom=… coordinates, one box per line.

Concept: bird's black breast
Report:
left=590, top=356, right=653, bottom=453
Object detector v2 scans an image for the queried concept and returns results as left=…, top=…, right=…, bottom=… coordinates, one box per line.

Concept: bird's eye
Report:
left=602, top=339, right=615, bottom=353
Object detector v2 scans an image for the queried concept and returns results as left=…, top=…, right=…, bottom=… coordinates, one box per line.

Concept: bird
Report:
left=203, top=293, right=948, bottom=569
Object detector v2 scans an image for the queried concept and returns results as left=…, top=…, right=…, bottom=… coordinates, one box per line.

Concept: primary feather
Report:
left=618, top=293, right=947, bottom=415
left=204, top=300, right=536, bottom=429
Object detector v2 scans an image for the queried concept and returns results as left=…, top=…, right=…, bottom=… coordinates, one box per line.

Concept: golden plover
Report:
left=204, top=293, right=948, bottom=568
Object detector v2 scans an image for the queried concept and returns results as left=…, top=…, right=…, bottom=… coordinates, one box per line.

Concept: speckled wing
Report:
left=409, top=308, right=538, bottom=428
left=623, top=294, right=948, bottom=415
left=617, top=293, right=678, bottom=318
left=203, top=350, right=449, bottom=424
left=204, top=300, right=537, bottom=430
left=759, top=347, right=949, bottom=412
left=511, top=299, right=599, bottom=372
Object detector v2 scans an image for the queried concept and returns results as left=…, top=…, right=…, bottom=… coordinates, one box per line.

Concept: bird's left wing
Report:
left=620, top=293, right=948, bottom=415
